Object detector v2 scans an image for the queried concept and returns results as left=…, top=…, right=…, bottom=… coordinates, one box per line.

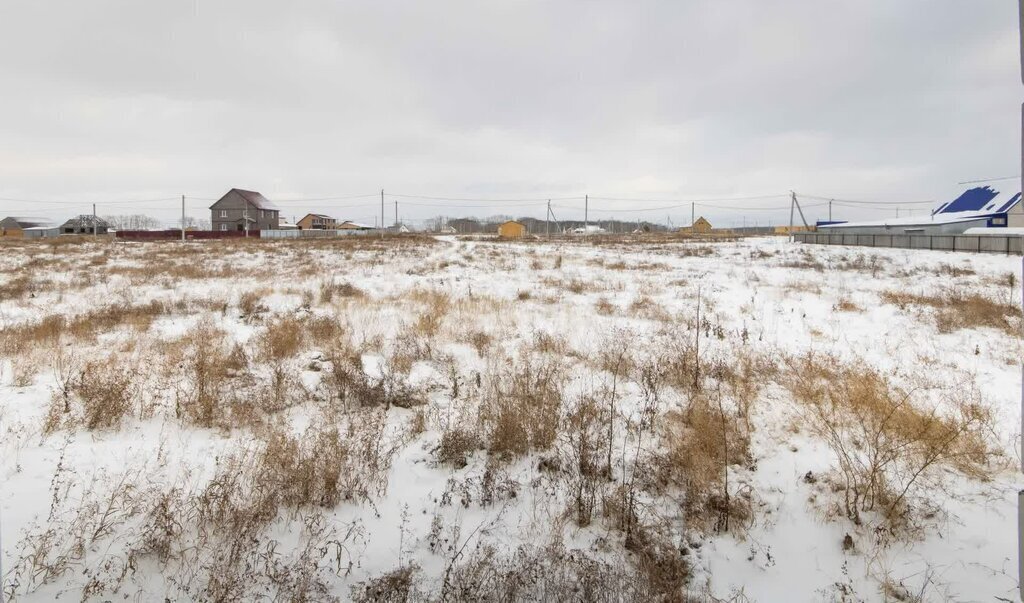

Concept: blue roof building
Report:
left=817, top=186, right=1022, bottom=235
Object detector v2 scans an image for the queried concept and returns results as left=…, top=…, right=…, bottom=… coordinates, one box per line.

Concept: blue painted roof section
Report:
left=938, top=186, right=999, bottom=214
left=997, top=192, right=1022, bottom=213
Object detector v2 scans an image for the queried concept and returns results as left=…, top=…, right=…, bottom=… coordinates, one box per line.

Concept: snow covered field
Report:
left=0, top=235, right=1021, bottom=602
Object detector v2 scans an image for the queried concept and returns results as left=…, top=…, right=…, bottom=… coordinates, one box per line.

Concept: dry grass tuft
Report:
left=259, top=317, right=305, bottom=361
left=319, top=280, right=365, bottom=304
left=480, top=357, right=563, bottom=459
left=880, top=289, right=1021, bottom=335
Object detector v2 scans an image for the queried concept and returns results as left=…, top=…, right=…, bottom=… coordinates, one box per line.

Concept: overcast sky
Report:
left=0, top=1, right=1020, bottom=228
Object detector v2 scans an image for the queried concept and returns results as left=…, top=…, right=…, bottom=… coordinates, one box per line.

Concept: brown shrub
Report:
left=303, top=314, right=344, bottom=348
left=352, top=566, right=419, bottom=603
left=654, top=393, right=752, bottom=533
left=259, top=317, right=304, bottom=361
left=238, top=290, right=265, bottom=317
left=480, top=357, right=563, bottom=458
left=560, top=395, right=609, bottom=527
left=44, top=359, right=138, bottom=433
left=437, top=428, right=481, bottom=469
left=259, top=425, right=348, bottom=507
left=438, top=541, right=687, bottom=602
left=784, top=353, right=997, bottom=532
left=594, top=297, right=615, bottom=316
left=175, top=323, right=231, bottom=428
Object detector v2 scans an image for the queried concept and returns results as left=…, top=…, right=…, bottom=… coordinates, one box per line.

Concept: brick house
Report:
left=209, top=189, right=280, bottom=232
left=296, top=213, right=337, bottom=230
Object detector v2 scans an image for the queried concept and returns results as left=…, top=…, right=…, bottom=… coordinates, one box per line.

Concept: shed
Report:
left=1, top=217, right=53, bottom=237
left=498, top=220, right=526, bottom=238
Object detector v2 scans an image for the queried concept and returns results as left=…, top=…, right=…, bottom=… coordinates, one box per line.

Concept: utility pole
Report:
left=93, top=203, right=97, bottom=237
left=395, top=200, right=398, bottom=229
left=829, top=200, right=833, bottom=222
left=181, top=195, right=186, bottom=242
left=546, top=200, right=550, bottom=239
left=381, top=189, right=385, bottom=239
left=788, top=191, right=796, bottom=241
left=584, top=194, right=589, bottom=237
left=691, top=202, right=695, bottom=228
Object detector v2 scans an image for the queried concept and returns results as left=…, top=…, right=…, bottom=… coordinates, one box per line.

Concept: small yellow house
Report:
left=296, top=213, right=337, bottom=230
left=498, top=220, right=526, bottom=239
left=680, top=217, right=712, bottom=234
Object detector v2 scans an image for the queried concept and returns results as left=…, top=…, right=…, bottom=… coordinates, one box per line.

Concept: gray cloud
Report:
left=0, top=0, right=1018, bottom=227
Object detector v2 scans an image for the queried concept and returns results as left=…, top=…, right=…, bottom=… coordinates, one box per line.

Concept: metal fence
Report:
left=259, top=229, right=377, bottom=239
left=793, top=231, right=1024, bottom=255
left=116, top=229, right=255, bottom=240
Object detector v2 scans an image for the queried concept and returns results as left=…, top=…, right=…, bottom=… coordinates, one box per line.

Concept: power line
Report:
left=389, top=193, right=584, bottom=202
left=588, top=193, right=787, bottom=203
left=0, top=196, right=179, bottom=205
left=956, top=175, right=1020, bottom=184
left=553, top=200, right=820, bottom=213
left=795, top=193, right=937, bottom=205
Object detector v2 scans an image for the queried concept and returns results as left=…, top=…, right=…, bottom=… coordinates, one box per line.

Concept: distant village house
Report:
left=296, top=213, right=337, bottom=230
left=680, top=216, right=712, bottom=234
left=498, top=220, right=526, bottom=239
left=61, top=215, right=110, bottom=235
left=209, top=189, right=280, bottom=232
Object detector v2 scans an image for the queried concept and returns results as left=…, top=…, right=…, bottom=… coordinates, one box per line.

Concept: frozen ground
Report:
left=0, top=235, right=1020, bottom=602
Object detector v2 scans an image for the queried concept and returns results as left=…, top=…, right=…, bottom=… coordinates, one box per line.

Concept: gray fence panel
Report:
left=980, top=236, right=1008, bottom=253
left=261, top=229, right=376, bottom=239
left=260, top=230, right=300, bottom=239
left=801, top=231, right=1022, bottom=254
